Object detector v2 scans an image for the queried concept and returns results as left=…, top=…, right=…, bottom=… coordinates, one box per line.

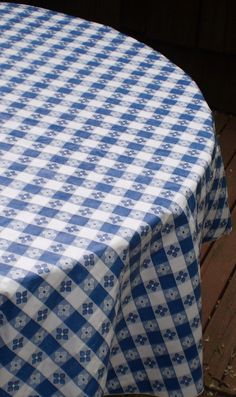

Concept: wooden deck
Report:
left=202, top=113, right=236, bottom=397
left=107, top=112, right=236, bottom=397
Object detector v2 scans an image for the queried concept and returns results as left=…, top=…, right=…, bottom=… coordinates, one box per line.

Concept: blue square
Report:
left=83, top=198, right=100, bottom=209
left=37, top=169, right=55, bottom=179
left=9, top=162, right=26, bottom=172
left=55, top=232, right=75, bottom=245
left=69, top=215, right=87, bottom=226
left=8, top=199, right=27, bottom=210
left=40, top=251, right=60, bottom=265
left=39, top=207, right=58, bottom=218
left=8, top=242, right=27, bottom=255
left=0, top=216, right=11, bottom=227
left=53, top=191, right=71, bottom=201
left=124, top=190, right=142, bottom=200
left=23, top=184, right=41, bottom=194
left=113, top=205, right=130, bottom=217
left=23, top=224, right=42, bottom=236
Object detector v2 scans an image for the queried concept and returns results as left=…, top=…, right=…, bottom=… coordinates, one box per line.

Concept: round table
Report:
left=0, top=3, right=231, bottom=397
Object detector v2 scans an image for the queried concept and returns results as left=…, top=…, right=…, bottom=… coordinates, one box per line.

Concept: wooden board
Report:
left=201, top=208, right=236, bottom=328
left=213, top=111, right=231, bottom=135
left=219, top=117, right=236, bottom=167
left=204, top=267, right=236, bottom=394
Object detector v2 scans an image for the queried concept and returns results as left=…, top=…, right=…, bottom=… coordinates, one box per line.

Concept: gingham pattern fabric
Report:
left=0, top=3, right=231, bottom=397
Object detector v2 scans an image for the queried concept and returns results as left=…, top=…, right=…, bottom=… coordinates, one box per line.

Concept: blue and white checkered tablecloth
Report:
left=0, top=3, right=231, bottom=397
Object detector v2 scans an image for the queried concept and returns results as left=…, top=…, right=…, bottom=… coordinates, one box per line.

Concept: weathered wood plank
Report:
left=213, top=111, right=231, bottom=136
left=201, top=208, right=236, bottom=328
left=225, top=154, right=236, bottom=209
left=203, top=267, right=236, bottom=393
left=219, top=116, right=236, bottom=166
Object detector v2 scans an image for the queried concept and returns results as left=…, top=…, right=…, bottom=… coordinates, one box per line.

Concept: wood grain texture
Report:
left=201, top=209, right=236, bottom=328
left=204, top=268, right=236, bottom=392
left=219, top=117, right=236, bottom=167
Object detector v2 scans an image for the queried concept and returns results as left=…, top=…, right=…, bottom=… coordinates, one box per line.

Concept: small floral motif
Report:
left=7, top=380, right=20, bottom=392
left=32, top=352, right=43, bottom=364
left=30, top=373, right=41, bottom=385
left=98, top=233, right=111, bottom=242
left=37, top=309, right=48, bottom=321
left=38, top=285, right=50, bottom=299
left=146, top=280, right=159, bottom=292
left=15, top=315, right=27, bottom=329
left=83, top=278, right=95, bottom=292
left=51, top=243, right=64, bottom=253
left=140, top=225, right=150, bottom=236
left=77, top=372, right=89, bottom=386
left=102, top=298, right=113, bottom=312
left=165, top=288, right=178, bottom=301
left=82, top=302, right=93, bottom=315
left=144, top=358, right=156, bottom=368
left=162, top=223, right=173, bottom=234
left=162, top=368, right=175, bottom=379
left=80, top=350, right=91, bottom=363
left=98, top=344, right=109, bottom=358
left=127, top=312, right=138, bottom=323
left=56, top=328, right=69, bottom=340
left=191, top=316, right=200, bottom=328
left=60, top=280, right=72, bottom=293
left=57, top=304, right=70, bottom=317
left=18, top=234, right=33, bottom=243
left=155, top=305, right=168, bottom=317
left=164, top=329, right=176, bottom=340
left=104, top=249, right=116, bottom=264
left=54, top=351, right=67, bottom=363
left=180, top=376, right=192, bottom=386
left=126, top=349, right=138, bottom=360
left=15, top=290, right=28, bottom=304
left=152, top=380, right=164, bottom=391
left=83, top=254, right=95, bottom=267
left=172, top=353, right=184, bottom=364
left=98, top=367, right=105, bottom=379
left=101, top=322, right=110, bottom=335
left=10, top=358, right=22, bottom=372
left=135, top=296, right=148, bottom=308
left=35, top=263, right=50, bottom=274
left=135, top=334, right=147, bottom=345
left=81, top=325, right=93, bottom=340
left=125, top=385, right=137, bottom=393
left=53, top=373, right=65, bottom=385
left=167, top=245, right=180, bottom=258
left=142, top=258, right=151, bottom=268
left=3, top=254, right=17, bottom=264
left=184, top=294, right=195, bottom=306
left=103, top=275, right=114, bottom=288
left=176, top=270, right=188, bottom=283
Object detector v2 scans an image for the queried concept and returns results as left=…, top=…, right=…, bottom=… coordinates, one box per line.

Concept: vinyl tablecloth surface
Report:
left=0, top=3, right=232, bottom=397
